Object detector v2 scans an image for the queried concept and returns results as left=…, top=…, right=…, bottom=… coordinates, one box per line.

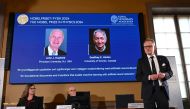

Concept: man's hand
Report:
left=158, top=72, right=165, bottom=79
left=149, top=74, right=158, bottom=80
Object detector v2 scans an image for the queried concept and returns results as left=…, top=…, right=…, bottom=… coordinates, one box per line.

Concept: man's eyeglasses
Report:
left=144, top=45, right=153, bottom=48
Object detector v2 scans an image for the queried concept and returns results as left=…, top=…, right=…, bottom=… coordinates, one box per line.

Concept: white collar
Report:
left=48, top=46, right=58, bottom=56
left=147, top=54, right=156, bottom=59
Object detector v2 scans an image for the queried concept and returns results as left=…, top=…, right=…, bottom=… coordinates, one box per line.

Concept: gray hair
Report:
left=50, top=29, right=64, bottom=37
left=93, top=29, right=107, bottom=40
left=144, top=38, right=155, bottom=45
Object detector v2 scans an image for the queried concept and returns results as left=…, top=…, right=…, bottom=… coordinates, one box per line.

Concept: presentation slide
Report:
left=10, top=13, right=142, bottom=83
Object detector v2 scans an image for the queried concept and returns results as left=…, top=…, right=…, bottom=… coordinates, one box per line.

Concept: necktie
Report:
left=150, top=56, right=159, bottom=86
left=150, top=56, right=157, bottom=74
left=52, top=51, right=57, bottom=56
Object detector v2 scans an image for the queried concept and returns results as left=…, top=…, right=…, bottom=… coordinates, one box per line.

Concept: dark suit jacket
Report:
left=45, top=46, right=66, bottom=56
left=17, top=96, right=43, bottom=109
left=65, top=92, right=90, bottom=109
left=136, top=55, right=173, bottom=100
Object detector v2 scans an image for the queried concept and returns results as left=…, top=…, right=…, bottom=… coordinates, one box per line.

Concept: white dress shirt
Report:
left=147, top=55, right=162, bottom=86
left=48, top=46, right=58, bottom=56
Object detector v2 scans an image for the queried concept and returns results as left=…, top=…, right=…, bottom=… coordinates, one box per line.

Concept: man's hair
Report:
left=144, top=38, right=155, bottom=45
left=50, top=29, right=64, bottom=37
left=93, top=29, right=107, bottom=40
